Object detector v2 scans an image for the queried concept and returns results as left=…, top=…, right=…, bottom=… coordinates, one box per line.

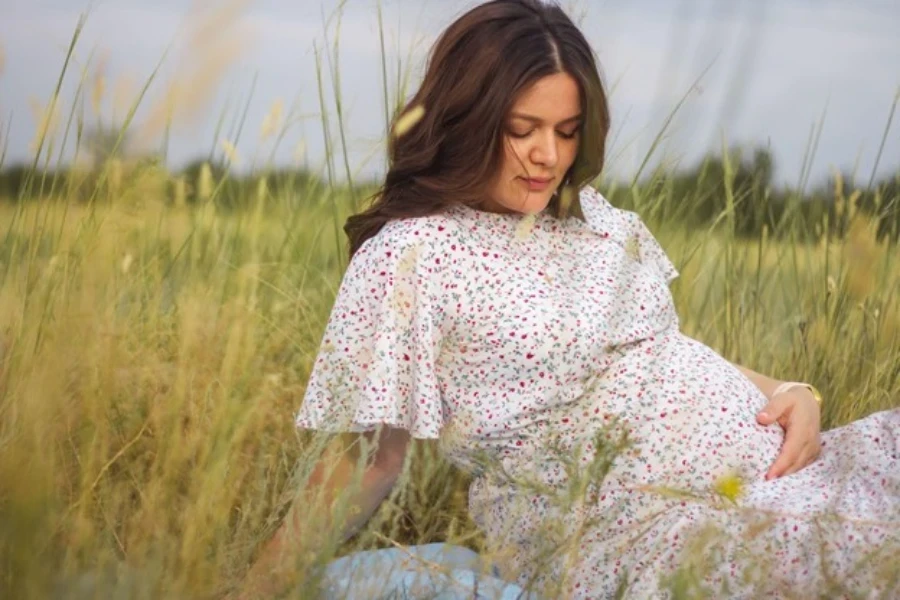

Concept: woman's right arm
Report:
left=235, top=425, right=411, bottom=599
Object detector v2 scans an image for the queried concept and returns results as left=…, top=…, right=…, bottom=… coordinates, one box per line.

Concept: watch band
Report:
left=772, top=381, right=823, bottom=406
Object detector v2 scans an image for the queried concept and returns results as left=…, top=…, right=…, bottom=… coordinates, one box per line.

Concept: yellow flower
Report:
left=712, top=473, right=745, bottom=503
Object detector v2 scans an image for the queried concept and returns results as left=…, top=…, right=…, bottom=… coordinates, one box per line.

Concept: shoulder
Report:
left=353, top=211, right=463, bottom=276
left=577, top=184, right=618, bottom=231
left=578, top=184, right=614, bottom=216
left=361, top=210, right=461, bottom=253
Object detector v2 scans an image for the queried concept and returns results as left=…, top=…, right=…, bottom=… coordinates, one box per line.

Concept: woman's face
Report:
left=482, top=71, right=582, bottom=215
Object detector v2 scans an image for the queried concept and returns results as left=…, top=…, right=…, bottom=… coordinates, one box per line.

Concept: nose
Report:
left=530, top=129, right=558, bottom=169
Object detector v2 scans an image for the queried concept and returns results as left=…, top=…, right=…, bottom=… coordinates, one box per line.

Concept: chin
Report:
left=521, top=195, right=552, bottom=214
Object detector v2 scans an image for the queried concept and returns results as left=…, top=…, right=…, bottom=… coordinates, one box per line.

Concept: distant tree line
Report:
left=604, top=147, right=899, bottom=243
left=1, top=145, right=897, bottom=243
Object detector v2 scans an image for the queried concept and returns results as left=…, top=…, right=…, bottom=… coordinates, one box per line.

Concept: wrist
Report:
left=772, top=381, right=823, bottom=406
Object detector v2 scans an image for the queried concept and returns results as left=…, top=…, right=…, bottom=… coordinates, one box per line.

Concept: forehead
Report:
left=509, top=72, right=582, bottom=118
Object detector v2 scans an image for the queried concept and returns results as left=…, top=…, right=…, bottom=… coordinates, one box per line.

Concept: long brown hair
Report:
left=345, top=0, right=610, bottom=258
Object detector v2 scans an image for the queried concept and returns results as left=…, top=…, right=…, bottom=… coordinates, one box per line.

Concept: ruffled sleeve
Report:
left=579, top=185, right=679, bottom=284
left=295, top=222, right=450, bottom=439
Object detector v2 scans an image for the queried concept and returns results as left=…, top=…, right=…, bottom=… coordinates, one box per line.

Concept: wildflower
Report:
left=515, top=213, right=537, bottom=240
left=712, top=472, right=744, bottom=504
left=220, top=139, right=239, bottom=165
left=392, top=104, right=425, bottom=138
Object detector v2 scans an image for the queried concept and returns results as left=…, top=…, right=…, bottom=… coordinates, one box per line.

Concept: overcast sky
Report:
left=1, top=0, right=898, bottom=187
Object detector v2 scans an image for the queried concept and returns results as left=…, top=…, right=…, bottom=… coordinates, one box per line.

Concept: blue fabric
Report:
left=321, top=543, right=540, bottom=599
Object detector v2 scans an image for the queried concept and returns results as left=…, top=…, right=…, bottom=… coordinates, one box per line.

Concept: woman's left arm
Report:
left=732, top=363, right=822, bottom=480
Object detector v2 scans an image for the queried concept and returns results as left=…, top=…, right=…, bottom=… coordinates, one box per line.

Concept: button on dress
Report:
left=296, top=185, right=900, bottom=598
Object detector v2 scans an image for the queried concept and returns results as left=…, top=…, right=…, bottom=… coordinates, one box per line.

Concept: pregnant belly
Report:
left=578, top=331, right=784, bottom=492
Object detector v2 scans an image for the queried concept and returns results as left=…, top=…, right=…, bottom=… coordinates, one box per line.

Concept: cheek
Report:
left=502, top=139, right=529, bottom=170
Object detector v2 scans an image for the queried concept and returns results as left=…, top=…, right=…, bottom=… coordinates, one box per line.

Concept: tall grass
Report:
left=1, top=3, right=898, bottom=599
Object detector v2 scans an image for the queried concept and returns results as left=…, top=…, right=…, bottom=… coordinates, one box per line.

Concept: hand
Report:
left=756, top=388, right=821, bottom=480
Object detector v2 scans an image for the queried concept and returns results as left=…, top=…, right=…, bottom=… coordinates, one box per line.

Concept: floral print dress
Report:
left=296, top=185, right=900, bottom=599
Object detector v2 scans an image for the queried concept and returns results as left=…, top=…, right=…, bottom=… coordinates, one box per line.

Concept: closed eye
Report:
left=508, top=130, right=579, bottom=140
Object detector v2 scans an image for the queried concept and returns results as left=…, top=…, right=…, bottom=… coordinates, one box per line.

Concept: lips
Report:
left=520, top=177, right=553, bottom=192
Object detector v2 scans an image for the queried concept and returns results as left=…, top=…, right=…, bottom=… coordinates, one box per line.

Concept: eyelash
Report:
left=509, top=130, right=579, bottom=140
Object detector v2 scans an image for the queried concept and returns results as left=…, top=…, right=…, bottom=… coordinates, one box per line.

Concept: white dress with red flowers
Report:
left=296, top=186, right=900, bottom=598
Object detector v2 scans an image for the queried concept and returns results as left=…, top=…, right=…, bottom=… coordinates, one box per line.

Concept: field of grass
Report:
left=1, top=174, right=898, bottom=598
left=2, top=4, right=899, bottom=598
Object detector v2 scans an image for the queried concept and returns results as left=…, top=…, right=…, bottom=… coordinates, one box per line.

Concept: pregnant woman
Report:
left=238, top=1, right=900, bottom=597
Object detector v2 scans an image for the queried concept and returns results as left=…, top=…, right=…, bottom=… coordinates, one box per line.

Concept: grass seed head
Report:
left=197, top=162, right=214, bottom=201
left=220, top=139, right=240, bottom=165
left=392, top=104, right=425, bottom=138
left=260, top=98, right=284, bottom=140
left=515, top=213, right=537, bottom=240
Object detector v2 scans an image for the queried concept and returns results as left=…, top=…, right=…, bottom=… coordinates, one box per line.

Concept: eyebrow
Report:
left=509, top=112, right=583, bottom=125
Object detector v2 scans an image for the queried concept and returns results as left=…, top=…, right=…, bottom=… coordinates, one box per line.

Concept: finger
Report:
left=811, top=442, right=822, bottom=461
left=757, top=396, right=790, bottom=425
left=804, top=442, right=822, bottom=466
left=781, top=442, right=814, bottom=477
left=766, top=428, right=804, bottom=479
